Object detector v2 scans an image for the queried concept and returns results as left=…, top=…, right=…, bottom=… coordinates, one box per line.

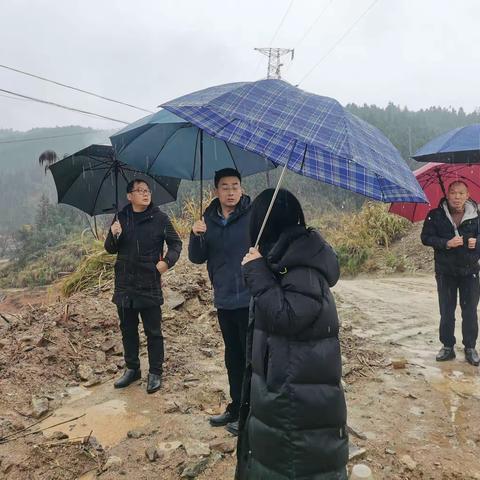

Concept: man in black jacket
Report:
left=105, top=179, right=182, bottom=393
left=189, top=168, right=251, bottom=435
left=421, top=181, right=480, bottom=366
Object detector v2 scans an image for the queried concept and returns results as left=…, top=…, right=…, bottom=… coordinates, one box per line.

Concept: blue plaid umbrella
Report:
left=161, top=79, right=426, bottom=204
left=412, top=124, right=480, bottom=164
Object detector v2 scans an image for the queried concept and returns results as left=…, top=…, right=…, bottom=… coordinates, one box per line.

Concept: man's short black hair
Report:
left=126, top=179, right=150, bottom=194
left=214, top=168, right=241, bottom=188
left=448, top=180, right=469, bottom=192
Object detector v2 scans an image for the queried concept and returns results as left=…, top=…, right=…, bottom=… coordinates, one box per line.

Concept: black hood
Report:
left=266, top=225, right=340, bottom=287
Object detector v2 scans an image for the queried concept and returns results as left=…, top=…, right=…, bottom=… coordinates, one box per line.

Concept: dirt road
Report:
left=335, top=275, right=480, bottom=479
left=1, top=272, right=480, bottom=479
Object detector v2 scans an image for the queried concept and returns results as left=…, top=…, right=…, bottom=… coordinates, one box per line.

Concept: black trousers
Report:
left=117, top=305, right=164, bottom=375
left=217, top=308, right=249, bottom=417
left=436, top=273, right=480, bottom=349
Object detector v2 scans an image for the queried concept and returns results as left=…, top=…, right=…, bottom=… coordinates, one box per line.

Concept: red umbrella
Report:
left=389, top=162, right=480, bottom=222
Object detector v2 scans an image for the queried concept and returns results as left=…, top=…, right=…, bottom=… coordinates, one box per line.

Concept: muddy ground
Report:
left=0, top=249, right=479, bottom=479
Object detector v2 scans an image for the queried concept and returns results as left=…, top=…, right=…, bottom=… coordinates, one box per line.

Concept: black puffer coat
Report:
left=189, top=196, right=251, bottom=310
left=236, top=226, right=348, bottom=480
left=104, top=203, right=182, bottom=308
left=421, top=198, right=480, bottom=276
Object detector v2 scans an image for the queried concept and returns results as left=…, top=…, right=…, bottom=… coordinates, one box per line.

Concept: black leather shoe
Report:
left=436, top=346, right=455, bottom=362
left=465, top=348, right=480, bottom=366
left=146, top=373, right=162, bottom=394
left=225, top=421, right=239, bottom=436
left=209, top=410, right=238, bottom=427
left=114, top=369, right=141, bottom=388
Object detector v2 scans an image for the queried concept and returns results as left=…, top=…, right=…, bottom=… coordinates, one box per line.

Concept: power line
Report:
left=0, top=88, right=130, bottom=124
left=253, top=0, right=296, bottom=77
left=297, top=0, right=381, bottom=85
left=295, top=0, right=336, bottom=50
left=0, top=92, right=31, bottom=102
left=284, top=0, right=336, bottom=77
left=0, top=131, right=108, bottom=145
left=0, top=64, right=154, bottom=113
left=269, top=0, right=295, bottom=45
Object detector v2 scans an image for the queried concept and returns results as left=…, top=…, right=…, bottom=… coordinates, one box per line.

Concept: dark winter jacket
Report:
left=189, top=196, right=251, bottom=310
left=421, top=198, right=480, bottom=276
left=236, top=225, right=348, bottom=480
left=104, top=203, right=182, bottom=308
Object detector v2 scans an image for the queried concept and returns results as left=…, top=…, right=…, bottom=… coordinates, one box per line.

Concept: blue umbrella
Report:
left=412, top=124, right=480, bottom=163
left=161, top=79, right=426, bottom=245
left=161, top=79, right=426, bottom=205
left=110, top=109, right=275, bottom=213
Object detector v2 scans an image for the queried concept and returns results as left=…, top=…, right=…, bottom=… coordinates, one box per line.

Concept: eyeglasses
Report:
left=131, top=188, right=151, bottom=195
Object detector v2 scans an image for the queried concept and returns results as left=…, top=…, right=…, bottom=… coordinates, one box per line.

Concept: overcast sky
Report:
left=1, top=0, right=479, bottom=132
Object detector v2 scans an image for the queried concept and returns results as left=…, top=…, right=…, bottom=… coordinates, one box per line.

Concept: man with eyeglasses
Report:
left=105, top=179, right=182, bottom=393
left=189, top=168, right=251, bottom=436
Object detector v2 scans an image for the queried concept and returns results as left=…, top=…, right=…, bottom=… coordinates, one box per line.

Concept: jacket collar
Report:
left=441, top=198, right=478, bottom=233
left=120, top=202, right=157, bottom=223
left=205, top=195, right=251, bottom=226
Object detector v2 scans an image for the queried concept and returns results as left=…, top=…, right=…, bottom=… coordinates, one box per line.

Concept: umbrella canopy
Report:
left=413, top=124, right=480, bottom=164
left=389, top=162, right=480, bottom=222
left=48, top=144, right=180, bottom=216
left=110, top=109, right=275, bottom=180
left=161, top=79, right=426, bottom=204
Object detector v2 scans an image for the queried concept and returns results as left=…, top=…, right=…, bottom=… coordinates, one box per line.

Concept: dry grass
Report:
left=169, top=190, right=215, bottom=237
left=61, top=241, right=115, bottom=296
left=313, top=202, right=410, bottom=275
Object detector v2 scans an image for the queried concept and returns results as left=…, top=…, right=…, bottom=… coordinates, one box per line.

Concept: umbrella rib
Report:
left=119, top=167, right=129, bottom=185
left=91, top=163, right=115, bottom=215
left=223, top=141, right=240, bottom=172
left=146, top=125, right=192, bottom=177
left=83, top=153, right=114, bottom=166
left=120, top=165, right=178, bottom=199
left=112, top=123, right=159, bottom=153
left=299, top=143, right=308, bottom=172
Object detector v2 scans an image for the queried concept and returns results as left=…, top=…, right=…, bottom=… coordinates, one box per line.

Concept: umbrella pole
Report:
left=254, top=159, right=289, bottom=248
left=200, top=130, right=204, bottom=219
left=114, top=161, right=119, bottom=214
left=435, top=168, right=446, bottom=197
left=114, top=161, right=121, bottom=240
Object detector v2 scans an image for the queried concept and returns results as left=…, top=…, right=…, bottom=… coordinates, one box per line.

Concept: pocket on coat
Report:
left=137, top=262, right=160, bottom=287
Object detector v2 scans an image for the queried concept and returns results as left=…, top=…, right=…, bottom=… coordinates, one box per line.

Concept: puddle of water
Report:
left=422, top=364, right=480, bottom=399
left=39, top=399, right=149, bottom=448
left=64, top=386, right=92, bottom=403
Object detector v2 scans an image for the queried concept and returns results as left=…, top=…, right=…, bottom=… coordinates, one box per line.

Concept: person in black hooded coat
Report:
left=236, top=189, right=348, bottom=480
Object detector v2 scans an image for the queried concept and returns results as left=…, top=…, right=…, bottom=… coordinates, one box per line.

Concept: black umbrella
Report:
left=47, top=144, right=180, bottom=216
